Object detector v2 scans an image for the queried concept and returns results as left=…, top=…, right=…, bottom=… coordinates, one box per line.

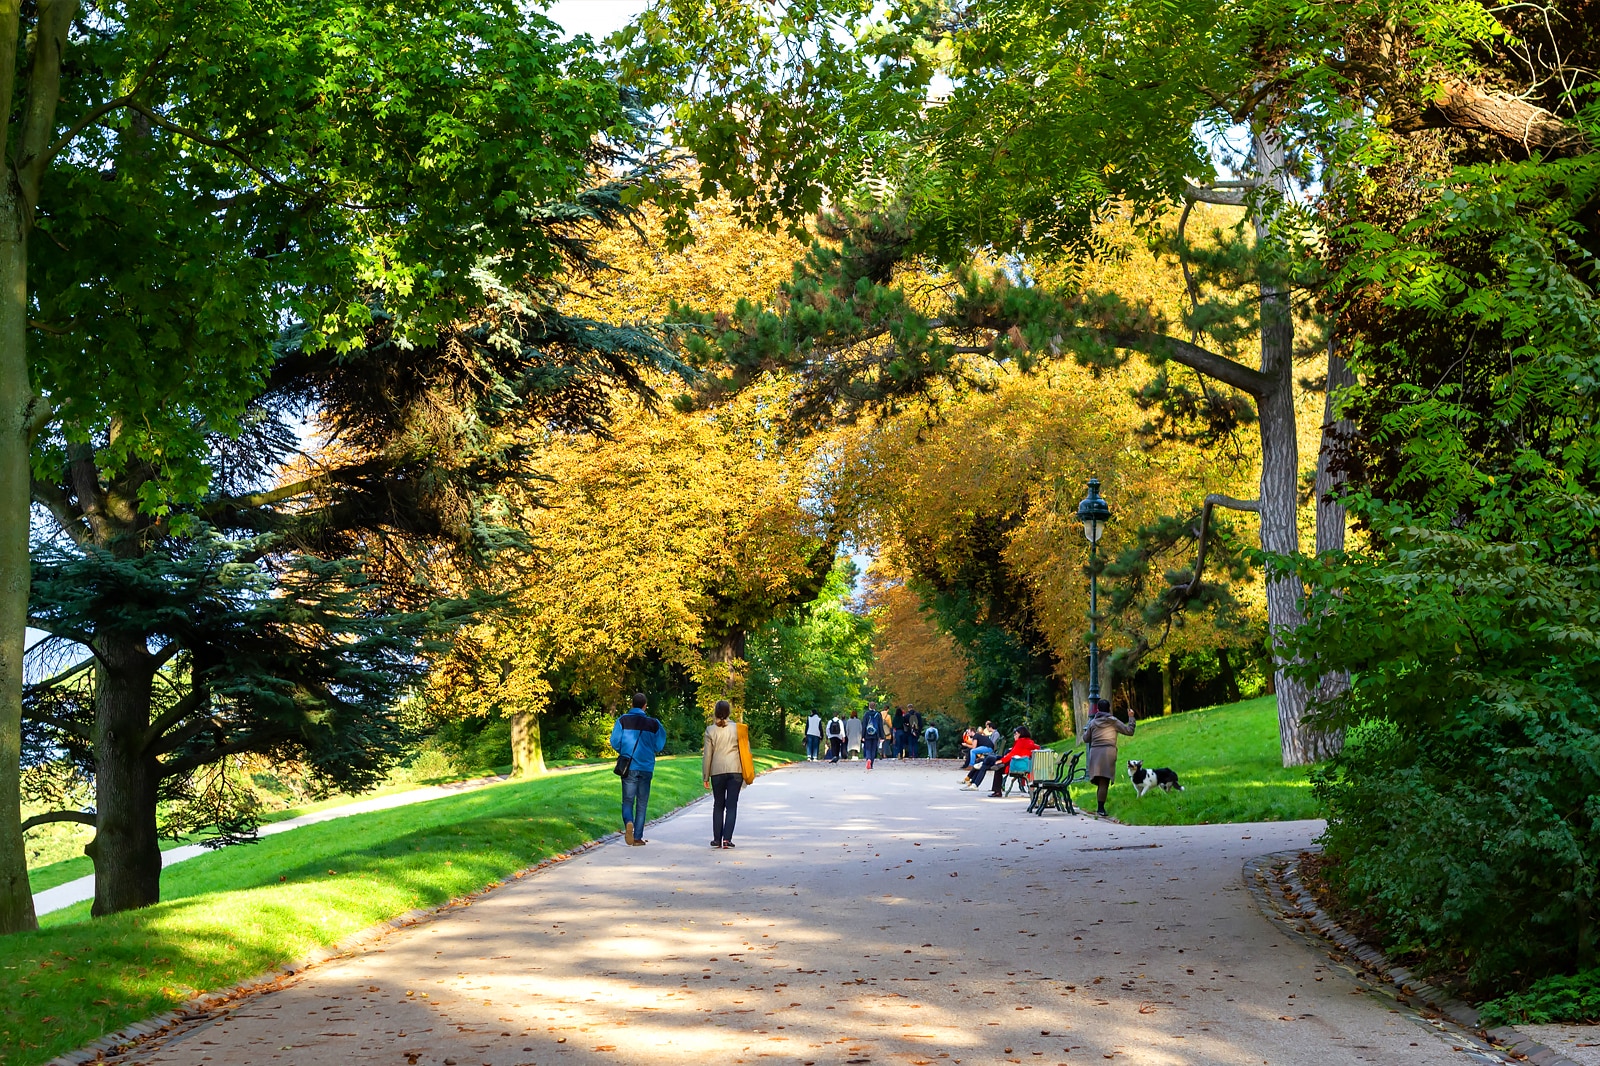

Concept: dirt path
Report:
left=121, top=762, right=1494, bottom=1065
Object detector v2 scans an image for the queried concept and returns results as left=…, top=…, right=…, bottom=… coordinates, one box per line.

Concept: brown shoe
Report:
left=624, top=822, right=635, bottom=845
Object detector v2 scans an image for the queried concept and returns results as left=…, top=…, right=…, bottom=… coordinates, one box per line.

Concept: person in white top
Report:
left=805, top=712, right=823, bottom=761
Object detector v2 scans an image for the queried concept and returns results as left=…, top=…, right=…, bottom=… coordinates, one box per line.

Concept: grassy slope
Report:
left=3, top=753, right=794, bottom=1066
left=1051, top=695, right=1322, bottom=825
left=26, top=764, right=527, bottom=895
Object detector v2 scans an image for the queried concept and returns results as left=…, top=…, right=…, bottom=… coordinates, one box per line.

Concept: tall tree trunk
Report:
left=510, top=711, right=546, bottom=776
left=1314, top=343, right=1356, bottom=555
left=1252, top=127, right=1331, bottom=767
left=1308, top=341, right=1357, bottom=745
left=1160, top=656, right=1174, bottom=716
left=87, top=636, right=162, bottom=915
left=0, top=165, right=36, bottom=933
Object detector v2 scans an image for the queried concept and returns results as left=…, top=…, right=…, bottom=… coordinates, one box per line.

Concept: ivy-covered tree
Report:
left=8, top=2, right=674, bottom=924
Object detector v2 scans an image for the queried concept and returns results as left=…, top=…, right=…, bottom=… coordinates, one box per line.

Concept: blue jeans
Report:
left=806, top=735, right=821, bottom=759
left=621, top=769, right=653, bottom=835
left=863, top=735, right=880, bottom=762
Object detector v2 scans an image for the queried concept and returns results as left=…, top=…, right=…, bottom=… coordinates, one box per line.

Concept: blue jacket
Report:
left=610, top=712, right=667, bottom=773
left=864, top=709, right=884, bottom=737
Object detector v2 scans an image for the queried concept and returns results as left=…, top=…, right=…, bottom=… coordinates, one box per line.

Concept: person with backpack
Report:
left=825, top=713, right=846, bottom=762
left=805, top=711, right=823, bottom=761
left=906, top=706, right=923, bottom=755
left=863, top=702, right=885, bottom=768
left=609, top=692, right=667, bottom=846
left=892, top=705, right=909, bottom=759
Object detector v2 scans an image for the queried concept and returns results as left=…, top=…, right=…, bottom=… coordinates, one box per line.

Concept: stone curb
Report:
left=1252, top=849, right=1581, bottom=1066
left=37, top=763, right=787, bottom=1066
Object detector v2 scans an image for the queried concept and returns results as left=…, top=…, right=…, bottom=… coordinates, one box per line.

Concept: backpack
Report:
left=828, top=718, right=844, bottom=739
left=865, top=711, right=880, bottom=737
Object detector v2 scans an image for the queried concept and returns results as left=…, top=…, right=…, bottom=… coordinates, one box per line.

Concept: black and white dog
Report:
left=1127, top=759, right=1184, bottom=796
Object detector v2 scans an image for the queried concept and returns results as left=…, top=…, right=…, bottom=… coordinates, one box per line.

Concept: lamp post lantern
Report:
left=1076, top=478, right=1112, bottom=706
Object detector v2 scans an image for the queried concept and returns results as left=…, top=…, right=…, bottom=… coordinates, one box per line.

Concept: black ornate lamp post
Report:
left=1076, top=478, right=1112, bottom=706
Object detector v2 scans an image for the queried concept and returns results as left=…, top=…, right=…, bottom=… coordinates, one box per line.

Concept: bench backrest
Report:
left=1031, top=748, right=1062, bottom=781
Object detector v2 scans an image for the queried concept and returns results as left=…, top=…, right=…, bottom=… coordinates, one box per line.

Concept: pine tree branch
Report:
left=1102, top=331, right=1272, bottom=397
left=25, top=655, right=93, bottom=694
left=160, top=738, right=260, bottom=780
left=20, top=705, right=92, bottom=741
left=204, top=473, right=334, bottom=515
left=143, top=687, right=211, bottom=755
left=21, top=810, right=96, bottom=832
left=1185, top=494, right=1260, bottom=597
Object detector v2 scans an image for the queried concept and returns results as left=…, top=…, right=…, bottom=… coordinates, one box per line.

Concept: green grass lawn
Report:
left=2, top=752, right=795, bottom=1066
left=1051, top=695, right=1323, bottom=825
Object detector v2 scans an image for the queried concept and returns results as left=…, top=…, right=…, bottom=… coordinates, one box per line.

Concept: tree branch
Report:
left=1184, top=494, right=1260, bottom=597
left=15, top=0, right=77, bottom=210
left=21, top=706, right=92, bottom=741
left=1183, top=183, right=1249, bottom=207
left=1101, top=330, right=1273, bottom=397
left=31, top=477, right=91, bottom=546
left=144, top=687, right=211, bottom=755
left=1388, top=80, right=1589, bottom=155
left=204, top=473, right=332, bottom=515
left=21, top=810, right=96, bottom=832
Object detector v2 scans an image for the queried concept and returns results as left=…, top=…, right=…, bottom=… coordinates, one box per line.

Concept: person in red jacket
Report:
left=964, top=726, right=1041, bottom=796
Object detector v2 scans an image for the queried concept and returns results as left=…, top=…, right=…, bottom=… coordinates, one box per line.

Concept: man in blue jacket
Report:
left=610, top=692, right=668, bottom=846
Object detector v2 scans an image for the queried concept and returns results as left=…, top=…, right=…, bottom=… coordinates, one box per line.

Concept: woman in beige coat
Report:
left=1078, top=698, right=1136, bottom=817
left=703, top=700, right=744, bottom=849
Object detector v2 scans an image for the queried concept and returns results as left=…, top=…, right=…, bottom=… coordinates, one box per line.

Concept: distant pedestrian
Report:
left=845, top=711, right=863, bottom=758
left=923, top=724, right=939, bottom=759
left=892, top=705, right=909, bottom=759
left=610, top=692, right=667, bottom=846
left=906, top=706, right=923, bottom=755
left=805, top=711, right=823, bottom=761
left=703, top=700, right=745, bottom=849
left=863, top=702, right=885, bottom=767
left=826, top=713, right=846, bottom=762
left=1079, top=698, right=1136, bottom=816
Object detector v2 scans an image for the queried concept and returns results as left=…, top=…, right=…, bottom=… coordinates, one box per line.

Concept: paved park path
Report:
left=122, top=762, right=1501, bottom=1066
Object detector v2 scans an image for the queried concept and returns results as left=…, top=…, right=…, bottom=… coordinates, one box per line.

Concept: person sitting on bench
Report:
left=964, top=725, right=1040, bottom=795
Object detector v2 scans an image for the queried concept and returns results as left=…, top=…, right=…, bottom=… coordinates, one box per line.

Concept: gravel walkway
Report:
left=118, top=761, right=1498, bottom=1065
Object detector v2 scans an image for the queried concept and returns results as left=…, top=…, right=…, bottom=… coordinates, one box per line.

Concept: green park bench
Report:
left=1025, top=748, right=1088, bottom=815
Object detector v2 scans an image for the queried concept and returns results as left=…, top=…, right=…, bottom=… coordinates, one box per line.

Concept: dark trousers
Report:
left=711, top=772, right=743, bottom=843
left=967, top=755, right=1002, bottom=788
left=863, top=735, right=880, bottom=762
left=621, top=769, right=653, bottom=833
left=828, top=736, right=844, bottom=761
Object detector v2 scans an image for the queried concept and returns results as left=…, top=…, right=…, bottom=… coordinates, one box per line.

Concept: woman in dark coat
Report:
left=1078, top=698, right=1135, bottom=816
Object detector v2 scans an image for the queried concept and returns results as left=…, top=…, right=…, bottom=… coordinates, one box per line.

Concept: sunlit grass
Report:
left=1051, top=695, right=1323, bottom=825
left=2, top=753, right=794, bottom=1066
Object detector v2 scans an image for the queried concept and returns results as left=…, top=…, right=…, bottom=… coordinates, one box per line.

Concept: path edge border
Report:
left=1247, top=848, right=1583, bottom=1066
left=38, top=762, right=797, bottom=1066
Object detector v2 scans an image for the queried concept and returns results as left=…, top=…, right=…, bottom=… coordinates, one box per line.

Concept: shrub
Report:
left=1481, top=969, right=1600, bottom=1027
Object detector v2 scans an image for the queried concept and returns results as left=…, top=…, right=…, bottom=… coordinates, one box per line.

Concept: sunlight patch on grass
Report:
left=1050, top=695, right=1324, bottom=826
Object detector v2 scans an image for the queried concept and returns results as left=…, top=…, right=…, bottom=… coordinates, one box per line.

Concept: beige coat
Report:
left=703, top=720, right=742, bottom=779
left=1079, top=712, right=1136, bottom=781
